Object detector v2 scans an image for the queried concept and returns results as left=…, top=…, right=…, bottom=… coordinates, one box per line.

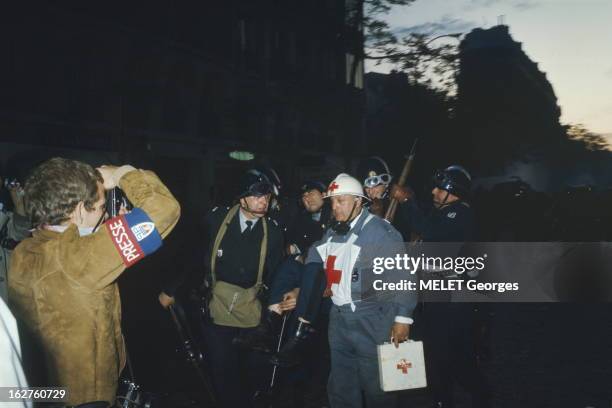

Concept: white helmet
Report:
left=325, top=173, right=368, bottom=199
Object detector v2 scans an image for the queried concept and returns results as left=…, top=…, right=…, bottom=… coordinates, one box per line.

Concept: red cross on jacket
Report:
left=325, top=255, right=342, bottom=289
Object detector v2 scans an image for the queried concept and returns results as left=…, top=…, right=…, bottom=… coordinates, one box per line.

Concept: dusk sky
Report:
left=365, top=0, right=612, bottom=139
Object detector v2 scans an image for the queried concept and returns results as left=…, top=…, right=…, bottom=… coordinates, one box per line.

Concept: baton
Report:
left=269, top=313, right=289, bottom=389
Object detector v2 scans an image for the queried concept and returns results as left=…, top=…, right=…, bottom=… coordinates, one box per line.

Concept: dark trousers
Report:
left=202, top=322, right=272, bottom=407
left=419, top=303, right=490, bottom=408
left=269, top=259, right=326, bottom=323
left=327, top=302, right=398, bottom=408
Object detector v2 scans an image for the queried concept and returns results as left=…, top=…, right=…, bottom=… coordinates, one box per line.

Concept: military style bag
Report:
left=207, top=205, right=268, bottom=328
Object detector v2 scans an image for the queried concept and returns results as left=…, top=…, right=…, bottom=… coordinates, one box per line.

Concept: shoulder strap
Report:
left=256, top=218, right=268, bottom=287
left=210, top=204, right=268, bottom=288
left=210, top=205, right=240, bottom=285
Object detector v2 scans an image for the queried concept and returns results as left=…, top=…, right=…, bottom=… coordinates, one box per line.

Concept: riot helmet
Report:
left=433, top=165, right=472, bottom=200
left=238, top=169, right=274, bottom=199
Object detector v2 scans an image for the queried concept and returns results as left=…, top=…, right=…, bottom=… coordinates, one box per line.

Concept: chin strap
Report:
left=240, top=198, right=267, bottom=216
left=434, top=191, right=451, bottom=209
left=330, top=201, right=358, bottom=235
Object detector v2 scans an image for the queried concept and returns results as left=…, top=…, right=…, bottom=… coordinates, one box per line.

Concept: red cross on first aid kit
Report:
left=377, top=341, right=427, bottom=391
left=396, top=359, right=412, bottom=374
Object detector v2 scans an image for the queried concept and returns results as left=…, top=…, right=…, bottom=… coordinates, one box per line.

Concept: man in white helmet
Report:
left=303, top=173, right=417, bottom=408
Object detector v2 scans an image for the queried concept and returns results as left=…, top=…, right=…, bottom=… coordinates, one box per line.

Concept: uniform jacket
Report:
left=202, top=206, right=284, bottom=291
left=367, top=197, right=413, bottom=241
left=284, top=204, right=331, bottom=256
left=8, top=168, right=180, bottom=405
left=401, top=199, right=474, bottom=242
left=306, top=210, right=417, bottom=319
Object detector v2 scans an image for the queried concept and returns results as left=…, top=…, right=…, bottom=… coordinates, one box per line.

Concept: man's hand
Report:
left=158, top=292, right=175, bottom=309
left=390, top=323, right=410, bottom=348
left=390, top=185, right=413, bottom=203
left=279, top=288, right=300, bottom=312
left=287, top=243, right=301, bottom=256
left=96, top=165, right=119, bottom=190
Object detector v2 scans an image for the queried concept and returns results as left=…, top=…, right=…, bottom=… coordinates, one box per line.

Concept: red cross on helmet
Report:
left=325, top=173, right=368, bottom=199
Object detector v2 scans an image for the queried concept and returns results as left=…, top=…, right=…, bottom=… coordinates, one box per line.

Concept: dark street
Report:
left=2, top=2, right=612, bottom=408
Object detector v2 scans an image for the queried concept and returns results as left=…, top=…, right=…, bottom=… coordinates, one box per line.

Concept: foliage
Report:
left=346, top=0, right=460, bottom=94
left=565, top=124, right=610, bottom=152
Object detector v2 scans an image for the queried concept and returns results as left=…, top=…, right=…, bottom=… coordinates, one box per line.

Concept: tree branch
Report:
left=365, top=51, right=430, bottom=60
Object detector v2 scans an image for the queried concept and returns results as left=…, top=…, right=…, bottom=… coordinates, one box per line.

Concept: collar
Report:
left=437, top=199, right=469, bottom=212
left=311, top=210, right=322, bottom=222
left=33, top=224, right=77, bottom=241
left=349, top=209, right=364, bottom=229
left=238, top=208, right=260, bottom=231
left=45, top=224, right=69, bottom=233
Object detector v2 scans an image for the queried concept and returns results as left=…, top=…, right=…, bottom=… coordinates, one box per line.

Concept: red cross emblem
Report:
left=325, top=255, right=342, bottom=290
left=396, top=359, right=412, bottom=374
left=328, top=182, right=339, bottom=193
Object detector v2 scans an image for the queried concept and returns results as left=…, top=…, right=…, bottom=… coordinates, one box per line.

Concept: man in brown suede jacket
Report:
left=8, top=158, right=180, bottom=407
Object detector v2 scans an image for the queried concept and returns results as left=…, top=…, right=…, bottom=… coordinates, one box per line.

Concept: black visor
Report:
left=246, top=182, right=273, bottom=197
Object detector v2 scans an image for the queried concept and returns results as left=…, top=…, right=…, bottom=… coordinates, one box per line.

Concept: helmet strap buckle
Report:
left=331, top=200, right=359, bottom=235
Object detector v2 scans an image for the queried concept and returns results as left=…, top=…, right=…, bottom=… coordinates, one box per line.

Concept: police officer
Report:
left=307, top=173, right=417, bottom=408
left=252, top=166, right=297, bottom=237
left=391, top=165, right=491, bottom=408
left=392, top=165, right=474, bottom=242
left=199, top=169, right=284, bottom=407
left=285, top=180, right=331, bottom=257
left=234, top=180, right=331, bottom=367
left=358, top=156, right=413, bottom=241
left=357, top=156, right=393, bottom=218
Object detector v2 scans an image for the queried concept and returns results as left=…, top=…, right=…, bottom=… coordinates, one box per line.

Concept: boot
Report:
left=233, top=309, right=281, bottom=353
left=269, top=321, right=313, bottom=367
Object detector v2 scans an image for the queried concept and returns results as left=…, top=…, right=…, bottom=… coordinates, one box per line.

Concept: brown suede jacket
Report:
left=8, top=168, right=180, bottom=406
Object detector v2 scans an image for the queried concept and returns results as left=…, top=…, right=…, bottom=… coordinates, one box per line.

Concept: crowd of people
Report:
left=1, top=155, right=491, bottom=408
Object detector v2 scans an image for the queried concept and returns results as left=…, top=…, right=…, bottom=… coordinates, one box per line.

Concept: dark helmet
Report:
left=300, top=180, right=327, bottom=194
left=238, top=169, right=273, bottom=199
left=250, top=166, right=282, bottom=196
left=357, top=156, right=392, bottom=188
left=433, top=165, right=472, bottom=199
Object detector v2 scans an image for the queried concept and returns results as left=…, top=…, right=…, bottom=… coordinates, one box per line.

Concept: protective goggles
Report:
left=363, top=173, right=392, bottom=188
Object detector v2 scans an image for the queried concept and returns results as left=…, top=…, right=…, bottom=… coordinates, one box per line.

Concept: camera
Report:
left=3, top=177, right=20, bottom=189
left=106, top=187, right=133, bottom=217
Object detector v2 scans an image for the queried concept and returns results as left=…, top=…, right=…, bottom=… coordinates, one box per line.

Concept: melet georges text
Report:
left=370, top=253, right=520, bottom=293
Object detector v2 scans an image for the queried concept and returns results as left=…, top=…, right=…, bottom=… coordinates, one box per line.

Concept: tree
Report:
left=565, top=124, right=610, bottom=152
left=346, top=0, right=460, bottom=94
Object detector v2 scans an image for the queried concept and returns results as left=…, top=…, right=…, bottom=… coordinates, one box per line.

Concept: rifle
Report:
left=384, top=139, right=418, bottom=223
